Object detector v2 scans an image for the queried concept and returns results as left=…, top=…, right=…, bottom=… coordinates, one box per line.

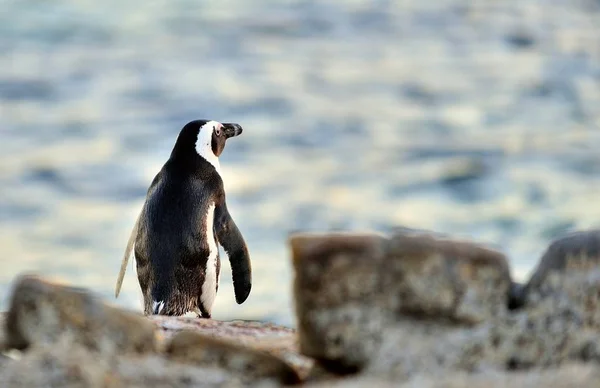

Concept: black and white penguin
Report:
left=114, top=120, right=251, bottom=318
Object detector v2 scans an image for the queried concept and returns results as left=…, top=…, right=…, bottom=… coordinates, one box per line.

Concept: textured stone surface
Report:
left=358, top=229, right=600, bottom=381
left=0, top=317, right=307, bottom=387
left=306, top=364, right=600, bottom=388
left=113, top=355, right=250, bottom=388
left=526, top=230, right=600, bottom=290
left=0, top=313, right=5, bottom=351
left=4, top=274, right=156, bottom=355
left=151, top=316, right=313, bottom=379
left=289, top=230, right=513, bottom=373
left=521, top=230, right=600, bottom=326
left=386, top=229, right=512, bottom=324
left=288, top=229, right=600, bottom=380
left=0, top=353, right=10, bottom=371
left=0, top=339, right=257, bottom=388
left=361, top=308, right=600, bottom=382
left=165, top=330, right=301, bottom=384
left=290, top=232, right=389, bottom=371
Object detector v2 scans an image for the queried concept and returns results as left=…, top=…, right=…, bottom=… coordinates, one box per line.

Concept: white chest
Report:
left=200, top=202, right=219, bottom=314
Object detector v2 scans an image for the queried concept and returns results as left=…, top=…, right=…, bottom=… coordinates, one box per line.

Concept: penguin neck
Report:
left=197, top=152, right=222, bottom=176
left=169, top=144, right=222, bottom=176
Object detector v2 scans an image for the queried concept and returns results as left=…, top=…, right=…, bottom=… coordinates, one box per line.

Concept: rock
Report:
left=0, top=338, right=247, bottom=388
left=412, top=364, right=600, bottom=388
left=0, top=339, right=112, bottom=388
left=385, top=229, right=512, bottom=324
left=114, top=354, right=245, bottom=388
left=165, top=330, right=301, bottom=384
left=4, top=274, right=156, bottom=355
left=151, top=316, right=313, bottom=379
left=524, top=230, right=600, bottom=296
left=151, top=316, right=298, bottom=351
left=289, top=228, right=600, bottom=381
left=360, top=306, right=600, bottom=381
left=289, top=232, right=389, bottom=372
left=519, top=230, right=600, bottom=328
left=1, top=310, right=311, bottom=387
left=364, top=227, right=600, bottom=378
left=0, top=354, right=10, bottom=371
left=305, top=363, right=600, bottom=388
left=288, top=230, right=513, bottom=374
left=0, top=312, right=5, bottom=351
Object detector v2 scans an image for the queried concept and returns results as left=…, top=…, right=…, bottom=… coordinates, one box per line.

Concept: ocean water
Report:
left=1, top=0, right=599, bottom=327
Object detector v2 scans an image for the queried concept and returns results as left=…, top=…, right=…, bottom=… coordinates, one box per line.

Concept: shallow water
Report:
left=1, top=0, right=600, bottom=326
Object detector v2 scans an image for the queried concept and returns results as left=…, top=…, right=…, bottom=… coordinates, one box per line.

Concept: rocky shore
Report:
left=1, top=227, right=599, bottom=387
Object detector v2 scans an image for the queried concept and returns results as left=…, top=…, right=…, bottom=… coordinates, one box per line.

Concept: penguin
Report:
left=114, top=120, right=251, bottom=318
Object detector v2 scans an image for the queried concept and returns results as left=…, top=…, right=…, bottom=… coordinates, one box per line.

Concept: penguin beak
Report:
left=222, top=123, right=243, bottom=139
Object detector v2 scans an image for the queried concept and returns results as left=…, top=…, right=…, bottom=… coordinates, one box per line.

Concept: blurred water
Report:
left=1, top=0, right=599, bottom=326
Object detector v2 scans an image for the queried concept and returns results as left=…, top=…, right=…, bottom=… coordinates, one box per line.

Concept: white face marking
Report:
left=196, top=120, right=222, bottom=175
left=152, top=300, right=165, bottom=314
left=200, top=202, right=219, bottom=315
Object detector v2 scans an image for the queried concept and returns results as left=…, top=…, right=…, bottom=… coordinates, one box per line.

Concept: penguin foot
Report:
left=193, top=307, right=211, bottom=319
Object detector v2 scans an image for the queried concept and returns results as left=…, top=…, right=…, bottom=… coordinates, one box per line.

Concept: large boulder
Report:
left=385, top=229, right=512, bottom=324
left=289, top=232, right=389, bottom=372
left=289, top=228, right=600, bottom=381
left=517, top=230, right=600, bottom=329
left=4, top=274, right=156, bottom=355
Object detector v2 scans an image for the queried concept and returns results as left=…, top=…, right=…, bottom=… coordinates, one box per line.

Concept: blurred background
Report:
left=1, top=0, right=599, bottom=326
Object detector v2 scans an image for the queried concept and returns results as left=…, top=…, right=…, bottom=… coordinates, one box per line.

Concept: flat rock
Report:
left=4, top=274, right=156, bottom=355
left=289, top=232, right=389, bottom=372
left=151, top=316, right=313, bottom=379
left=385, top=229, right=512, bottom=324
left=165, top=330, right=301, bottom=384
left=151, top=316, right=297, bottom=350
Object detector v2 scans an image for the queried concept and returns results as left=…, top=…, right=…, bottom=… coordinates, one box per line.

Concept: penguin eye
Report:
left=214, top=126, right=221, bottom=136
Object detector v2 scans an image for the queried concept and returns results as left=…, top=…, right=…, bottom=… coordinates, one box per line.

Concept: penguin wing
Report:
left=214, top=200, right=252, bottom=304
left=114, top=171, right=162, bottom=298
left=114, top=211, right=141, bottom=298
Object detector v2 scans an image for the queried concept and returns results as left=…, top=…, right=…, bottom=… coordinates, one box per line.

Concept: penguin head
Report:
left=172, top=120, right=243, bottom=171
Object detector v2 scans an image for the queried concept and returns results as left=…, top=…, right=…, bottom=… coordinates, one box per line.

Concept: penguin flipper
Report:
left=214, top=201, right=252, bottom=304
left=115, top=172, right=162, bottom=298
left=115, top=211, right=141, bottom=298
